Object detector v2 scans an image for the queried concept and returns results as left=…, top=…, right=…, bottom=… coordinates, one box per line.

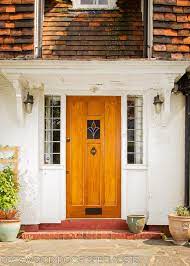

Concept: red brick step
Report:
left=21, top=230, right=163, bottom=240
left=24, top=219, right=129, bottom=231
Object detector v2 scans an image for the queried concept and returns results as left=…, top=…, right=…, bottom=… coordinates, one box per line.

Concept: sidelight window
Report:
left=44, top=95, right=61, bottom=164
left=127, top=96, right=143, bottom=164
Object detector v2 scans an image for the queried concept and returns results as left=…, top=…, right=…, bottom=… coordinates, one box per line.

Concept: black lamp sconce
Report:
left=23, top=92, right=34, bottom=114
left=153, top=94, right=164, bottom=113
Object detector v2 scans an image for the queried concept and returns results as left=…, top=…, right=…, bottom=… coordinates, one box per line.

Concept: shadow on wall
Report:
left=171, top=93, right=185, bottom=113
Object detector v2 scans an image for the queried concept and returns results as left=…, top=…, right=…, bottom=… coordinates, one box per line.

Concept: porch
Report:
left=0, top=59, right=189, bottom=227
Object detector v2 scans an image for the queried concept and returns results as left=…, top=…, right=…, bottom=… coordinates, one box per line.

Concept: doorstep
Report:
left=22, top=219, right=129, bottom=232
left=39, top=219, right=129, bottom=231
left=21, top=230, right=163, bottom=240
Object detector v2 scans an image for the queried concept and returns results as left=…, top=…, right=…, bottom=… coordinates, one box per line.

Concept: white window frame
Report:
left=71, top=0, right=117, bottom=9
left=44, top=95, right=62, bottom=165
left=126, top=93, right=147, bottom=169
left=39, top=90, right=66, bottom=169
left=127, top=95, right=143, bottom=165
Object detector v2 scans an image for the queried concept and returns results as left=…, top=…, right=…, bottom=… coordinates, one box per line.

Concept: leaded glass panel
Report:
left=44, top=95, right=61, bottom=165
left=87, top=120, right=100, bottom=139
left=127, top=96, right=143, bottom=164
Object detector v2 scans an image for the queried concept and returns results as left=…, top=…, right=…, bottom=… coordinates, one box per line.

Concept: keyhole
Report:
left=90, top=147, right=96, bottom=156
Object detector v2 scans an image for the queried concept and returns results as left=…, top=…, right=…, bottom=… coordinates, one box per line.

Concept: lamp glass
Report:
left=25, top=103, right=33, bottom=114
left=155, top=102, right=162, bottom=113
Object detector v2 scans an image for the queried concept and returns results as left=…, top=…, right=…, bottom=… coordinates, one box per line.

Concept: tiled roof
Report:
left=0, top=0, right=34, bottom=59
left=153, top=0, right=190, bottom=60
left=42, top=0, right=144, bottom=59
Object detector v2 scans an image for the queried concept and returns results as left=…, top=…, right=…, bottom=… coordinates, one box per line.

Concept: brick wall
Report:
left=1, top=0, right=190, bottom=61
left=153, top=0, right=190, bottom=60
left=42, top=0, right=144, bottom=59
left=0, top=0, right=34, bottom=59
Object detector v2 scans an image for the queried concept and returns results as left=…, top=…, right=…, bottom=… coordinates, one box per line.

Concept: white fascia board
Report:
left=0, top=60, right=190, bottom=76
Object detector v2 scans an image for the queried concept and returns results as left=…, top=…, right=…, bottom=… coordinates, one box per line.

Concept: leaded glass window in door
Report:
left=87, top=120, right=100, bottom=139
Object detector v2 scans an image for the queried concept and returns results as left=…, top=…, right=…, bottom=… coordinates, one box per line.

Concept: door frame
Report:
left=41, top=89, right=129, bottom=220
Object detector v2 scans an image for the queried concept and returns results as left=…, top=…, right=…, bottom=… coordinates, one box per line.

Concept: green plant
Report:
left=0, top=167, right=19, bottom=219
left=176, top=206, right=190, bottom=216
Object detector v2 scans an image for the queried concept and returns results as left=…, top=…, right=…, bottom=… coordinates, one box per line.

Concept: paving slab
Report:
left=0, top=239, right=189, bottom=266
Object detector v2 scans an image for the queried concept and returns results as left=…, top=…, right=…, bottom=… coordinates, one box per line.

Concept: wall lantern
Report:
left=23, top=92, right=34, bottom=114
left=153, top=94, right=164, bottom=113
left=172, top=83, right=179, bottom=94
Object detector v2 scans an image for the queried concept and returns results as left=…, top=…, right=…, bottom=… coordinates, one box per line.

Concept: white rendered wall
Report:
left=0, top=77, right=40, bottom=224
left=147, top=93, right=185, bottom=224
left=0, top=60, right=188, bottom=225
left=40, top=169, right=65, bottom=222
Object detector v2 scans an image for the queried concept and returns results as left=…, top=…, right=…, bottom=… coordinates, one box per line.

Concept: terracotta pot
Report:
left=127, top=215, right=146, bottom=234
left=0, top=219, right=20, bottom=242
left=168, top=214, right=190, bottom=245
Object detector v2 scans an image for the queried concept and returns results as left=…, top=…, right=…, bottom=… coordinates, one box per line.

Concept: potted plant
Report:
left=0, top=167, right=20, bottom=242
left=127, top=215, right=146, bottom=233
left=168, top=206, right=190, bottom=245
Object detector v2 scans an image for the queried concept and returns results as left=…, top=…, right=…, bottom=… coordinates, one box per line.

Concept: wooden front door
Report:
left=66, top=96, right=121, bottom=218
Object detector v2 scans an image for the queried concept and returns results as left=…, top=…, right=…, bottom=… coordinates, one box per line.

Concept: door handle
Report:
left=90, top=147, right=97, bottom=156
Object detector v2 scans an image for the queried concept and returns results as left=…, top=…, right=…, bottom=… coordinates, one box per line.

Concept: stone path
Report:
left=0, top=239, right=189, bottom=266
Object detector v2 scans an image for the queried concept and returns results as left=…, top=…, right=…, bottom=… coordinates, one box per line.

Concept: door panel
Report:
left=86, top=144, right=101, bottom=206
left=104, top=98, right=118, bottom=206
left=66, top=96, right=121, bottom=218
left=68, top=99, right=86, bottom=206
